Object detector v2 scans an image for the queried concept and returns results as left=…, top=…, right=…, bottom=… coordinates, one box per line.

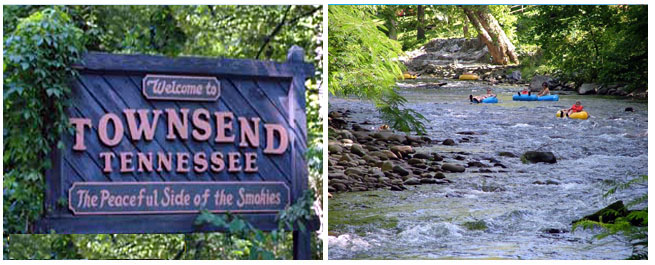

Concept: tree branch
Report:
left=256, top=6, right=292, bottom=59
left=256, top=6, right=321, bottom=59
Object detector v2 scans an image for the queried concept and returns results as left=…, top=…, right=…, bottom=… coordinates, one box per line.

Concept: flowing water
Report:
left=328, top=79, right=648, bottom=259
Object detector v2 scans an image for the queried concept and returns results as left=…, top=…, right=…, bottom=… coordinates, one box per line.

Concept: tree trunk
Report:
left=388, top=13, right=398, bottom=40
left=461, top=6, right=519, bottom=65
left=417, top=5, right=425, bottom=40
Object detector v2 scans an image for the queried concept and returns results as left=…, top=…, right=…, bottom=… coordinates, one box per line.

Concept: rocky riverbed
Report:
left=328, top=110, right=513, bottom=193
left=328, top=80, right=647, bottom=259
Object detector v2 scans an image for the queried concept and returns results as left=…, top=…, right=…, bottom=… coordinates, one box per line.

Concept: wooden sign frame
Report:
left=37, top=46, right=315, bottom=259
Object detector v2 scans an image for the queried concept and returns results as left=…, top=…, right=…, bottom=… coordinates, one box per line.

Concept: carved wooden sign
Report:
left=39, top=47, right=314, bottom=239
left=142, top=75, right=221, bottom=101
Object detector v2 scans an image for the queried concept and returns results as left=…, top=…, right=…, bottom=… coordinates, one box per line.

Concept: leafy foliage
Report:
left=518, top=5, right=647, bottom=91
left=573, top=175, right=647, bottom=259
left=3, top=7, right=86, bottom=235
left=389, top=5, right=516, bottom=52
left=328, top=5, right=426, bottom=134
left=3, top=5, right=322, bottom=260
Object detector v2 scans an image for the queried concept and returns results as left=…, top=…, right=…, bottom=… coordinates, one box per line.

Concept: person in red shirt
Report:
left=517, top=86, right=531, bottom=96
left=562, top=101, right=583, bottom=117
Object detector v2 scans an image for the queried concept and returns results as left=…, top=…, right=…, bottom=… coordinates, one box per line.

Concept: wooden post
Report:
left=287, top=45, right=311, bottom=260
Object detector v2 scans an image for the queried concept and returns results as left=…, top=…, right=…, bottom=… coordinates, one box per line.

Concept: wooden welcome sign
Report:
left=38, top=47, right=314, bottom=245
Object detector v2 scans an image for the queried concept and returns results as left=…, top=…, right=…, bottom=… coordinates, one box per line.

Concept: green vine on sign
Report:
left=193, top=190, right=318, bottom=259
left=3, top=8, right=86, bottom=233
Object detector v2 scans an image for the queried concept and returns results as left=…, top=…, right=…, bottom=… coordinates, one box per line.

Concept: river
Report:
left=328, top=79, right=648, bottom=259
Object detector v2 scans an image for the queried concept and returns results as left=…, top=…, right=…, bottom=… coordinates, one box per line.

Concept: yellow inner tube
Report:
left=556, top=110, right=588, bottom=120
left=403, top=73, right=417, bottom=79
left=459, top=74, right=479, bottom=80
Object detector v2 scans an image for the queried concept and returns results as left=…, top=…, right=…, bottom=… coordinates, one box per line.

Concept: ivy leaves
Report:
left=3, top=8, right=86, bottom=234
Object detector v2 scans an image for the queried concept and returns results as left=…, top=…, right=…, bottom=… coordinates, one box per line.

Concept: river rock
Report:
left=328, top=143, right=343, bottom=154
left=507, top=70, right=522, bottom=82
left=329, top=172, right=347, bottom=180
left=338, top=129, right=355, bottom=140
left=372, top=131, right=394, bottom=140
left=391, top=179, right=404, bottom=185
left=381, top=161, right=394, bottom=172
left=432, top=153, right=444, bottom=161
left=497, top=151, right=516, bottom=158
left=404, top=177, right=421, bottom=185
left=392, top=165, right=411, bottom=176
left=442, top=139, right=456, bottom=145
left=352, top=131, right=373, bottom=142
left=442, top=163, right=465, bottom=172
left=467, top=161, right=488, bottom=168
left=369, top=168, right=385, bottom=179
left=578, top=83, right=599, bottom=95
left=573, top=201, right=629, bottom=225
left=408, top=158, right=425, bottom=165
left=339, top=153, right=355, bottom=162
left=521, top=151, right=557, bottom=164
left=362, top=155, right=379, bottom=163
left=345, top=167, right=365, bottom=176
left=596, top=85, right=610, bottom=95
left=331, top=183, right=348, bottom=192
left=390, top=145, right=414, bottom=156
left=388, top=134, right=406, bottom=143
left=420, top=178, right=440, bottom=184
left=350, top=144, right=367, bottom=156
left=370, top=150, right=398, bottom=160
left=413, top=153, right=431, bottom=160
left=390, top=185, right=406, bottom=191
left=340, top=139, right=353, bottom=145
left=625, top=107, right=634, bottom=112
left=434, top=172, right=446, bottom=179
left=493, top=163, right=507, bottom=168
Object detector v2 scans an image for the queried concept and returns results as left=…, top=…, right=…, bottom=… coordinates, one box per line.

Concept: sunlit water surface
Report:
left=328, top=79, right=647, bottom=260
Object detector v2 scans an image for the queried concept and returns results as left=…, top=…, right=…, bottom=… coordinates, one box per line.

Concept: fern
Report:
left=573, top=175, right=647, bottom=259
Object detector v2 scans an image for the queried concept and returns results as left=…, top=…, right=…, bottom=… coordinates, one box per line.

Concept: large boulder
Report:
left=521, top=151, right=557, bottom=164
left=578, top=83, right=599, bottom=95
left=596, top=85, right=610, bottom=95
left=507, top=70, right=522, bottom=82
left=572, top=201, right=632, bottom=225
left=529, top=75, right=554, bottom=92
left=442, top=139, right=456, bottom=146
left=442, top=163, right=466, bottom=173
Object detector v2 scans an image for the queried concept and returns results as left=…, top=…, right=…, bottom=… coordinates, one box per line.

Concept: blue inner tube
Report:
left=512, top=94, right=538, bottom=101
left=537, top=95, right=559, bottom=101
left=481, top=96, right=498, bottom=104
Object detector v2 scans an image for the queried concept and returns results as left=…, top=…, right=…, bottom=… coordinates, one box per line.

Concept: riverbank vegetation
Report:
left=328, top=5, right=647, bottom=133
left=3, top=5, right=323, bottom=259
left=573, top=175, right=648, bottom=259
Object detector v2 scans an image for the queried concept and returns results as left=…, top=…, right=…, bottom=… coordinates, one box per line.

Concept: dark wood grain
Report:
left=42, top=47, right=315, bottom=260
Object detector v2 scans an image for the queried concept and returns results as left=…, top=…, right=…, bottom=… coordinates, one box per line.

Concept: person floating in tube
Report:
left=517, top=86, right=531, bottom=96
left=469, top=88, right=496, bottom=103
left=559, top=100, right=584, bottom=117
left=537, top=82, right=551, bottom=96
